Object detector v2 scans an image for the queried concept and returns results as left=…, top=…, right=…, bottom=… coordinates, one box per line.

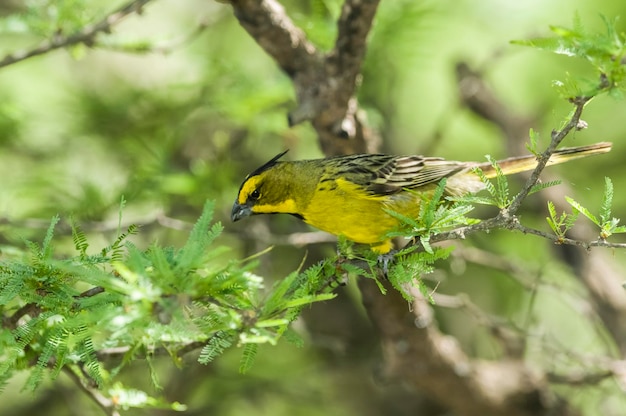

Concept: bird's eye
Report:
left=250, top=189, right=261, bottom=200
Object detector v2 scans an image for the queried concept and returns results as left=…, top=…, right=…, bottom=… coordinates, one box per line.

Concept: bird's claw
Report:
left=377, top=250, right=398, bottom=278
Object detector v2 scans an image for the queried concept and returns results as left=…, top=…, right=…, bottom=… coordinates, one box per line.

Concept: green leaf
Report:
left=117, top=195, right=127, bottom=237
left=69, top=216, right=89, bottom=258
left=529, top=180, right=562, bottom=195
left=526, top=128, right=540, bottom=156
left=546, top=201, right=559, bottom=235
left=176, top=200, right=221, bottom=274
left=565, top=196, right=599, bottom=226
left=387, top=246, right=452, bottom=302
left=420, top=235, right=433, bottom=254
left=198, top=331, right=234, bottom=365
left=41, top=215, right=60, bottom=260
left=472, top=165, right=502, bottom=207
left=239, top=343, right=258, bottom=374
left=600, top=177, right=614, bottom=224
left=612, top=225, right=626, bottom=234
left=513, top=15, right=626, bottom=98
left=282, top=293, right=335, bottom=309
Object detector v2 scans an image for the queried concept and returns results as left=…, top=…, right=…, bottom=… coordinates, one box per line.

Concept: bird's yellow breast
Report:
left=301, top=177, right=430, bottom=252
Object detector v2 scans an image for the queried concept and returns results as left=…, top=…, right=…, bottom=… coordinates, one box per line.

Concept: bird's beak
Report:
left=231, top=202, right=252, bottom=222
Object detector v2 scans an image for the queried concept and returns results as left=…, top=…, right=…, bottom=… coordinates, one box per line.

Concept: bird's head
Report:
left=231, top=150, right=301, bottom=221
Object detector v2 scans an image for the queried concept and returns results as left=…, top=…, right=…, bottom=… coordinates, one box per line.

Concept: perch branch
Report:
left=456, top=63, right=626, bottom=352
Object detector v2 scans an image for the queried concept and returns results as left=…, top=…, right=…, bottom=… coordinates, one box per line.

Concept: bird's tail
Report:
left=478, top=142, right=612, bottom=179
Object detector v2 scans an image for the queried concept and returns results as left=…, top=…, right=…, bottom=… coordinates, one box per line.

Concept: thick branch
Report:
left=0, top=0, right=155, bottom=69
left=359, top=278, right=576, bottom=416
left=229, top=0, right=318, bottom=76
left=229, top=0, right=380, bottom=155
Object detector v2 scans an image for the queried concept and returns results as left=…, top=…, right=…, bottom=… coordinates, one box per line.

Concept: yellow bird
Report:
left=232, top=142, right=612, bottom=253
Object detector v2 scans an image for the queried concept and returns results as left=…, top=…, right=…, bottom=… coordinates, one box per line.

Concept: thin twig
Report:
left=0, top=209, right=192, bottom=234
left=96, top=340, right=206, bottom=361
left=3, top=303, right=42, bottom=330
left=508, top=96, right=591, bottom=214
left=547, top=369, right=614, bottom=386
left=97, top=18, right=211, bottom=54
left=0, top=0, right=155, bottom=69
left=432, top=292, right=527, bottom=357
left=510, top=222, right=626, bottom=250
left=63, top=366, right=119, bottom=416
left=409, top=212, right=626, bottom=252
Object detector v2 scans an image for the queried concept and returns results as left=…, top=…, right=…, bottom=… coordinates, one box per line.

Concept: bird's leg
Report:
left=377, top=249, right=398, bottom=279
left=330, top=247, right=349, bottom=288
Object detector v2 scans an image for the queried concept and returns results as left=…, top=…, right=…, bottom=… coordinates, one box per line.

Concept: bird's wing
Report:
left=336, top=155, right=469, bottom=196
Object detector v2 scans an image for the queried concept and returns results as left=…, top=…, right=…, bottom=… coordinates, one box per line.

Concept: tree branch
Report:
left=229, top=0, right=318, bottom=76
left=416, top=213, right=626, bottom=251
left=507, top=97, right=590, bottom=214
left=547, top=369, right=614, bottom=386
left=63, top=366, right=119, bottom=416
left=359, top=278, right=577, bottom=416
left=228, top=0, right=380, bottom=155
left=455, top=64, right=626, bottom=353
left=0, top=0, right=155, bottom=69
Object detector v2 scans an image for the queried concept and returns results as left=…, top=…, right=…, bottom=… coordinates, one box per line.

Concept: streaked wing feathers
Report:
left=336, top=154, right=469, bottom=196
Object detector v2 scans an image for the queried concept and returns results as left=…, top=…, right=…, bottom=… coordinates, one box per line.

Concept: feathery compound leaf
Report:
left=69, top=216, right=89, bottom=258
left=239, top=343, right=258, bottom=374
left=198, top=331, right=234, bottom=365
left=487, top=155, right=511, bottom=208
left=262, top=271, right=299, bottom=316
left=472, top=166, right=499, bottom=206
left=422, top=178, right=447, bottom=227
left=176, top=201, right=222, bottom=273
left=387, top=246, right=452, bottom=302
left=546, top=201, right=559, bottom=234
left=513, top=15, right=626, bottom=97
left=282, top=328, right=305, bottom=348
left=103, top=223, right=139, bottom=263
left=41, top=215, right=60, bottom=260
left=526, top=128, right=540, bottom=156
left=471, top=156, right=511, bottom=208
left=564, top=208, right=580, bottom=231
left=529, top=180, right=562, bottom=195
left=600, top=176, right=614, bottom=224
left=385, top=178, right=477, bottom=242
left=566, top=196, right=600, bottom=226
left=117, top=195, right=127, bottom=236
left=546, top=201, right=579, bottom=240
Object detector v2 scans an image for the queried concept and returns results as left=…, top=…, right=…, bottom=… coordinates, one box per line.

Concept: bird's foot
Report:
left=377, top=250, right=398, bottom=279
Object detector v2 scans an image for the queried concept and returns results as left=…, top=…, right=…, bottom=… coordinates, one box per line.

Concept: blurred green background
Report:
left=0, top=0, right=625, bottom=415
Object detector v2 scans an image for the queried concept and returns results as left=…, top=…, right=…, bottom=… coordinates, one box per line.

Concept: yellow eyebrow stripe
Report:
left=238, top=177, right=261, bottom=204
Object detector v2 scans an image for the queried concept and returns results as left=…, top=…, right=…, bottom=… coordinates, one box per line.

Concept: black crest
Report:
left=247, top=150, right=289, bottom=178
